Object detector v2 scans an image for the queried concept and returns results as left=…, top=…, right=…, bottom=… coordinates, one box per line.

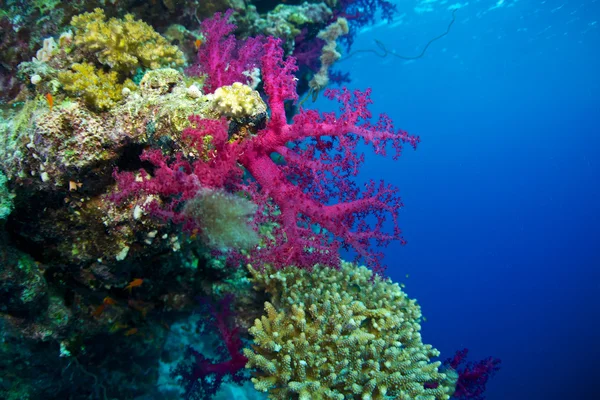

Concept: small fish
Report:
left=124, top=278, right=144, bottom=292
left=128, top=299, right=153, bottom=318
left=91, top=296, right=117, bottom=317
left=45, top=93, right=53, bottom=110
left=124, top=327, right=138, bottom=336
left=194, top=39, right=203, bottom=51
left=103, top=296, right=117, bottom=306
left=110, top=322, right=129, bottom=333
left=91, top=304, right=105, bottom=317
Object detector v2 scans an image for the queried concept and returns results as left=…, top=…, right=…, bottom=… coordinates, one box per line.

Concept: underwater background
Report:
left=0, top=0, right=598, bottom=399
left=332, top=1, right=599, bottom=399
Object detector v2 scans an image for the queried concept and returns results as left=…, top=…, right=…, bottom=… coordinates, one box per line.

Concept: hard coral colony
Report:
left=0, top=2, right=500, bottom=400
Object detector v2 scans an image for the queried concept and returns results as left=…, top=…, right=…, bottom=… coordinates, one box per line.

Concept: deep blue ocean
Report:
left=325, top=1, right=600, bottom=399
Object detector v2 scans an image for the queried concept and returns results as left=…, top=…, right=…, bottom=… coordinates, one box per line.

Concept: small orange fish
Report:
left=91, top=304, right=105, bottom=317
left=124, top=327, right=138, bottom=336
left=194, top=39, right=203, bottom=51
left=124, top=278, right=144, bottom=292
left=128, top=298, right=153, bottom=318
left=103, top=296, right=117, bottom=306
left=45, top=93, right=53, bottom=110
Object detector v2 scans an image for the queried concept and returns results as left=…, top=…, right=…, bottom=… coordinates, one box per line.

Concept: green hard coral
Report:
left=244, top=262, right=457, bottom=400
left=70, top=8, right=185, bottom=73
left=58, top=63, right=137, bottom=110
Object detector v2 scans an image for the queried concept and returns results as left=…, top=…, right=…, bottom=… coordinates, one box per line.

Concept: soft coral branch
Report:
left=187, top=10, right=263, bottom=93
left=173, top=295, right=247, bottom=399
left=113, top=36, right=418, bottom=274
left=446, top=348, right=501, bottom=400
left=232, top=38, right=419, bottom=272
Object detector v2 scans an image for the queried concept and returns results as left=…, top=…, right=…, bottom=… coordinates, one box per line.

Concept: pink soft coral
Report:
left=186, top=10, right=263, bottom=93
left=114, top=37, right=418, bottom=274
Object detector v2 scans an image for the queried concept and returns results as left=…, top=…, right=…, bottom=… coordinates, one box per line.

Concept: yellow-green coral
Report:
left=139, top=68, right=184, bottom=95
left=70, top=8, right=185, bottom=72
left=244, top=262, right=457, bottom=400
left=121, top=68, right=211, bottom=134
left=58, top=63, right=136, bottom=110
left=208, top=82, right=267, bottom=119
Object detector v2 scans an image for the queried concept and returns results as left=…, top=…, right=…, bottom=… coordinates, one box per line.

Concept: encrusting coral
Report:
left=244, top=261, right=457, bottom=400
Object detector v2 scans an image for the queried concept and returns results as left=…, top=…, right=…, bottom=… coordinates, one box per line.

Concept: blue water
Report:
left=327, top=1, right=600, bottom=399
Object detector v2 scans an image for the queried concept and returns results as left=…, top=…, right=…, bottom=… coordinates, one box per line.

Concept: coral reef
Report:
left=0, top=4, right=497, bottom=400
left=0, top=63, right=256, bottom=398
left=244, top=261, right=457, bottom=399
left=0, top=68, right=210, bottom=191
left=248, top=2, right=333, bottom=49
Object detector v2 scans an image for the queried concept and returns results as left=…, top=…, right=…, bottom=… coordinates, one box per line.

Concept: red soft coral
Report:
left=445, top=349, right=501, bottom=400
left=172, top=295, right=247, bottom=399
left=114, top=37, right=418, bottom=274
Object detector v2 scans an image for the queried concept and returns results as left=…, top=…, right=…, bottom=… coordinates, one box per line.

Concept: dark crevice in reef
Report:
left=114, top=142, right=151, bottom=172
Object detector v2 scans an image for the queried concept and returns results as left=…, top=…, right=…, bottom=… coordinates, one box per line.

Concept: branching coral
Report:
left=70, top=8, right=185, bottom=73
left=243, top=261, right=457, bottom=399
